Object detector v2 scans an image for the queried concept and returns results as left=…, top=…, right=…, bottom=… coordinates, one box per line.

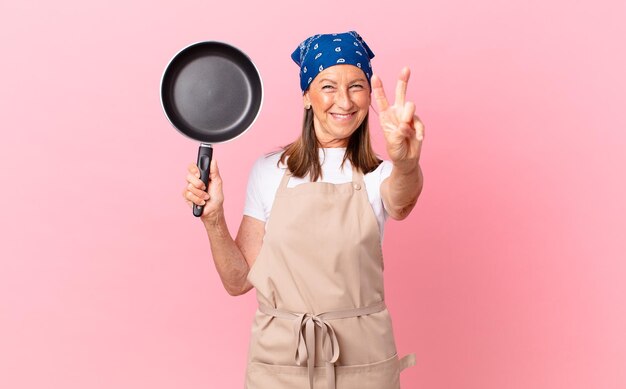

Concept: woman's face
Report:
left=304, top=65, right=371, bottom=148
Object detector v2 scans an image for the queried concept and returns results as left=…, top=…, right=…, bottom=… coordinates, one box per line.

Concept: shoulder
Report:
left=364, top=159, right=393, bottom=182
left=244, top=150, right=287, bottom=222
left=377, top=159, right=393, bottom=175
left=251, top=150, right=287, bottom=174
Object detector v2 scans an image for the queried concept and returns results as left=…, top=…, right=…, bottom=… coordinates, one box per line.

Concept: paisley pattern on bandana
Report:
left=290, top=30, right=375, bottom=92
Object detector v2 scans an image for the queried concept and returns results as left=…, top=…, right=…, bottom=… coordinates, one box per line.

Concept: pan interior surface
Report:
left=162, top=42, right=263, bottom=143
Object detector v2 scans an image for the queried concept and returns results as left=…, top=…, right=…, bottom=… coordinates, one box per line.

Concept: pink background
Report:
left=1, top=0, right=625, bottom=388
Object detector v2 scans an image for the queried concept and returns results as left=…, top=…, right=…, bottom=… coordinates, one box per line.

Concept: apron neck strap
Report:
left=351, top=166, right=365, bottom=184
left=279, top=168, right=292, bottom=190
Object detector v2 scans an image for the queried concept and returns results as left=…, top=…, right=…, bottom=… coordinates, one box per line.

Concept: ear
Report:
left=303, top=91, right=311, bottom=109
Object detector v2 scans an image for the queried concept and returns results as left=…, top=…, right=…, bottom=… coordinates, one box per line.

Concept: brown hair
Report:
left=277, top=109, right=382, bottom=181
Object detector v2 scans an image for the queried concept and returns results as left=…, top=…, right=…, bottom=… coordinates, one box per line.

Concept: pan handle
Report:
left=193, top=144, right=213, bottom=217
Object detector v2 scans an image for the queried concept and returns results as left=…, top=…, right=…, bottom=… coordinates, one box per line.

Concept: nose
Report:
left=334, top=87, right=354, bottom=111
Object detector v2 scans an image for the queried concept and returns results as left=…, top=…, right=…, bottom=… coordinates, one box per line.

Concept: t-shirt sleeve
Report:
left=243, top=157, right=267, bottom=222
left=379, top=160, right=394, bottom=219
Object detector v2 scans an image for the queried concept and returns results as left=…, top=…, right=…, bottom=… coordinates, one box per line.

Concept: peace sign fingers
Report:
left=372, top=67, right=411, bottom=113
left=373, top=67, right=424, bottom=164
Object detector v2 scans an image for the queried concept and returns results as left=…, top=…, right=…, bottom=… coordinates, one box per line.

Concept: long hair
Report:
left=277, top=109, right=382, bottom=181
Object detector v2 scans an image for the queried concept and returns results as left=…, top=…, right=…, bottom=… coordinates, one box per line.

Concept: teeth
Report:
left=332, top=113, right=352, bottom=119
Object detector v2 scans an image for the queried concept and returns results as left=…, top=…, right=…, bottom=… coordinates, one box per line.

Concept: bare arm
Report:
left=372, top=67, right=426, bottom=221
left=183, top=159, right=265, bottom=296
left=202, top=214, right=265, bottom=296
left=380, top=163, right=424, bottom=220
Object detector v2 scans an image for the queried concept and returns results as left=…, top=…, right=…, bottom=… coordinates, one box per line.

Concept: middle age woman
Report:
left=183, top=30, right=425, bottom=388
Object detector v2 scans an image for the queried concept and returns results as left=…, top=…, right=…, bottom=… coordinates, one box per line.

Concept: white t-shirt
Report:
left=243, top=147, right=394, bottom=241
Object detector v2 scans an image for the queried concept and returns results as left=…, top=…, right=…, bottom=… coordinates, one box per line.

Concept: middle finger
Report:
left=394, top=67, right=410, bottom=107
left=186, top=173, right=206, bottom=190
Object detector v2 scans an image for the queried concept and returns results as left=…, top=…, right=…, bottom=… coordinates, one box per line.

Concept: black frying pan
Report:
left=160, top=41, right=263, bottom=216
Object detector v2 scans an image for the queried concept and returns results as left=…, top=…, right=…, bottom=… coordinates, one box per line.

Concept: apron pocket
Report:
left=246, top=353, right=409, bottom=389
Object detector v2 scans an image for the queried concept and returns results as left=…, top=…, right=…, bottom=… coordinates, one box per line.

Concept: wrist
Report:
left=392, top=159, right=420, bottom=175
left=201, top=207, right=225, bottom=228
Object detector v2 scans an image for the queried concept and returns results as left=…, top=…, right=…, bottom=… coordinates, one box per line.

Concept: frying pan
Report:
left=160, top=41, right=263, bottom=217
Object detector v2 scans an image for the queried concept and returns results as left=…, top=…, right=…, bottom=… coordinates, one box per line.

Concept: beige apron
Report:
left=245, top=165, right=416, bottom=389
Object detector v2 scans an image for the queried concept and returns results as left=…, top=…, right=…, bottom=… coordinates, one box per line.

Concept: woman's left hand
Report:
left=371, top=67, right=425, bottom=170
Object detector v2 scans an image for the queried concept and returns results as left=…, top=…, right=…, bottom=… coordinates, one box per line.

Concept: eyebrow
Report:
left=318, top=78, right=367, bottom=84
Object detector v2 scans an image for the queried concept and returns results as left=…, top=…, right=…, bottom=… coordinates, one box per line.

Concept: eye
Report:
left=350, top=84, right=364, bottom=89
left=322, top=85, right=335, bottom=90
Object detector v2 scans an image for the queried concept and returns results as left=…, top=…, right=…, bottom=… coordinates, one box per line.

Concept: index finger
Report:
left=371, top=74, right=389, bottom=112
left=188, top=162, right=200, bottom=177
left=395, top=67, right=410, bottom=107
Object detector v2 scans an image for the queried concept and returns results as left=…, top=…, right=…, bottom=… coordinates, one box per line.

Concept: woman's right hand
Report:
left=182, top=159, right=224, bottom=221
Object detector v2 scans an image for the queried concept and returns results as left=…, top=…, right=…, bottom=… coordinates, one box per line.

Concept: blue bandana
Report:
left=291, top=31, right=375, bottom=93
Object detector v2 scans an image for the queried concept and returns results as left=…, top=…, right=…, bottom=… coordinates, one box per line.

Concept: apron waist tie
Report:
left=258, top=300, right=387, bottom=389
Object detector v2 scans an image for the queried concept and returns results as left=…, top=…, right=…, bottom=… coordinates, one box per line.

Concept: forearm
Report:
left=202, top=210, right=252, bottom=296
left=385, top=162, right=423, bottom=220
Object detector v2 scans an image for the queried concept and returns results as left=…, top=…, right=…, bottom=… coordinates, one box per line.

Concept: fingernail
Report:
left=200, top=200, right=206, bottom=205
left=204, top=193, right=209, bottom=200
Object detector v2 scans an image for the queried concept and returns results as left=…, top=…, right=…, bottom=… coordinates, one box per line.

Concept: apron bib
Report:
left=245, top=166, right=415, bottom=389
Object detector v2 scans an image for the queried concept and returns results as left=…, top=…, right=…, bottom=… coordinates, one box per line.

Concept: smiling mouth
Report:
left=330, top=112, right=355, bottom=120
